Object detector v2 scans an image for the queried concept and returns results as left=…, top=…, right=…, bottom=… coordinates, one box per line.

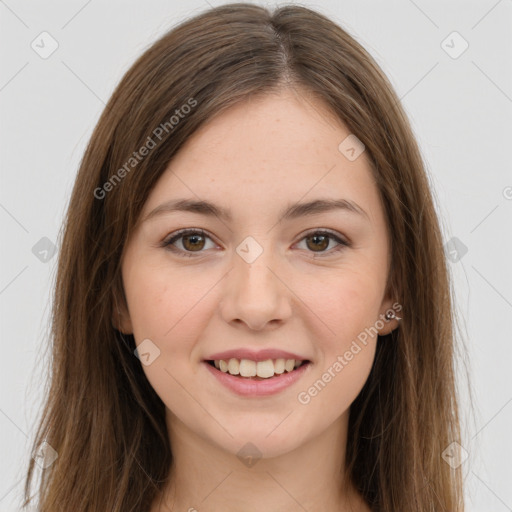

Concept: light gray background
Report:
left=1, top=0, right=511, bottom=510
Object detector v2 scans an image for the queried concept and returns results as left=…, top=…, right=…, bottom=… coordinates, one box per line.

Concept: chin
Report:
left=203, top=416, right=310, bottom=461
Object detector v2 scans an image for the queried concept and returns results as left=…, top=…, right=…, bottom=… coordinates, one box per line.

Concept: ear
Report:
left=377, top=293, right=402, bottom=336
left=111, top=279, right=133, bottom=335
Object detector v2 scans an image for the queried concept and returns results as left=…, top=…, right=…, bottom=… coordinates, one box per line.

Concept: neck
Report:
left=151, top=409, right=370, bottom=512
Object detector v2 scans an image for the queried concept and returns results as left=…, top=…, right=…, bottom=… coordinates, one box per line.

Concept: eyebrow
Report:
left=142, top=197, right=369, bottom=224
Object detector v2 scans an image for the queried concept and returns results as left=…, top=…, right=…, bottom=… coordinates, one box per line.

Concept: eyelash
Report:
left=161, top=228, right=350, bottom=258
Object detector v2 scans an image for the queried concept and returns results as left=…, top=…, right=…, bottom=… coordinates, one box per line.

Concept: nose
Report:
left=219, top=245, right=293, bottom=331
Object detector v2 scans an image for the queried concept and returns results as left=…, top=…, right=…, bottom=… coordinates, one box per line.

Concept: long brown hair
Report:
left=23, top=3, right=466, bottom=510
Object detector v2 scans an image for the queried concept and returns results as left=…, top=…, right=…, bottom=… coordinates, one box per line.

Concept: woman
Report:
left=23, top=3, right=465, bottom=511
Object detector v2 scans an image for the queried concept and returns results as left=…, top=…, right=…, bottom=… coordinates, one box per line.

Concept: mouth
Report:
left=205, top=358, right=311, bottom=380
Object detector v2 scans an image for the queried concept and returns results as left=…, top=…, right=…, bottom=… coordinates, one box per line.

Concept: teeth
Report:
left=227, top=358, right=240, bottom=375
left=274, top=358, right=285, bottom=374
left=212, top=358, right=305, bottom=379
left=239, top=359, right=256, bottom=377
left=284, top=359, right=295, bottom=372
left=256, top=360, right=274, bottom=378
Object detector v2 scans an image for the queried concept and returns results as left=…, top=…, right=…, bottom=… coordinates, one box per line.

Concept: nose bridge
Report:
left=220, top=235, right=292, bottom=329
left=233, top=235, right=280, bottom=299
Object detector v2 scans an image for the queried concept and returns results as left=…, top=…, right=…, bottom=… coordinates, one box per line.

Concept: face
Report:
left=116, top=88, right=399, bottom=458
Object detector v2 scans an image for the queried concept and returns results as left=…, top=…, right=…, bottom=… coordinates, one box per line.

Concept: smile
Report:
left=203, top=359, right=312, bottom=397
left=209, top=358, right=308, bottom=379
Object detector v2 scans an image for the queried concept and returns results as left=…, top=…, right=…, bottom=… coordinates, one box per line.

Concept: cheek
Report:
left=122, top=262, right=224, bottom=407
left=122, top=264, right=216, bottom=414
left=306, top=270, right=383, bottom=348
left=298, top=342, right=376, bottom=431
left=298, top=271, right=381, bottom=405
left=297, top=278, right=379, bottom=419
left=124, top=261, right=211, bottom=342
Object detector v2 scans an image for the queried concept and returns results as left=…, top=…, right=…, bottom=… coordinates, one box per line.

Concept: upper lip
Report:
left=205, top=349, right=309, bottom=362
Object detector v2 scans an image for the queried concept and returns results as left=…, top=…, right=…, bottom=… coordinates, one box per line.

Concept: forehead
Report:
left=142, top=90, right=380, bottom=225
left=173, top=90, right=354, bottom=173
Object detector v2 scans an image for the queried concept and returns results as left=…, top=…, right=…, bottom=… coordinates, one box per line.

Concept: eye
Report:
left=161, top=228, right=350, bottom=258
left=294, top=230, right=350, bottom=256
left=161, top=229, right=217, bottom=257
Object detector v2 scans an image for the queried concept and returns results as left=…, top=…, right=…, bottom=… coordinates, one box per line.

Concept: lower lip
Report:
left=203, top=361, right=311, bottom=397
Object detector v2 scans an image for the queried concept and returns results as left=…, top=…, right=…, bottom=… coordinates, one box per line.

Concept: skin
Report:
left=115, top=87, right=399, bottom=512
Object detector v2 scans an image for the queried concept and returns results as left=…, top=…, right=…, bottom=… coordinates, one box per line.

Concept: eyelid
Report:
left=298, top=228, right=350, bottom=246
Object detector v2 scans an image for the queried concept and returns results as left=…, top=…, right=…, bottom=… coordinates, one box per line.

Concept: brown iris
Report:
left=182, top=233, right=206, bottom=251
left=305, top=233, right=329, bottom=252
